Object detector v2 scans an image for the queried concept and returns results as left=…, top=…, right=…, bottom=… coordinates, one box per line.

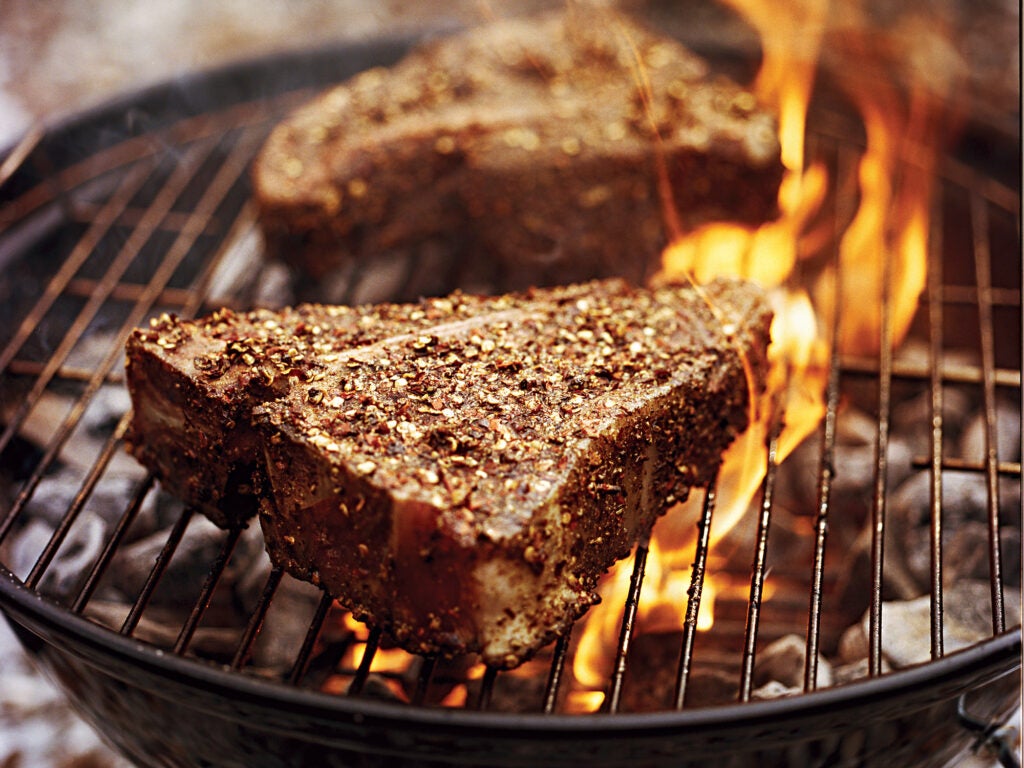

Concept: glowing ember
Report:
left=566, top=690, right=607, bottom=715
left=336, top=611, right=419, bottom=694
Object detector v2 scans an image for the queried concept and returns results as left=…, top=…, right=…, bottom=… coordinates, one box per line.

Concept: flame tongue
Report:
left=571, top=0, right=951, bottom=709
left=817, top=5, right=953, bottom=358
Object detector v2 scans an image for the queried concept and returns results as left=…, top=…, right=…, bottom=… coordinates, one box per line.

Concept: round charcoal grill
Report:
left=0, top=36, right=1020, bottom=768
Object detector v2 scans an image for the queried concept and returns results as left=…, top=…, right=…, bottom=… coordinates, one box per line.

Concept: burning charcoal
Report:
left=837, top=621, right=869, bottom=665
left=831, top=659, right=880, bottom=686
left=959, top=394, right=1022, bottom=464
left=83, top=600, right=242, bottom=659
left=750, top=680, right=797, bottom=700
left=39, top=512, right=107, bottom=599
left=835, top=626, right=894, bottom=678
left=345, top=251, right=418, bottom=307
left=204, top=223, right=270, bottom=308
left=942, top=521, right=1022, bottom=589
left=464, top=670, right=549, bottom=713
left=891, top=383, right=976, bottom=459
left=623, top=664, right=741, bottom=710
left=618, top=631, right=742, bottom=711
left=349, top=674, right=406, bottom=703
left=0, top=430, right=43, bottom=483
left=831, top=513, right=921, bottom=630
left=17, top=386, right=143, bottom=479
left=678, top=669, right=741, bottom=708
left=778, top=405, right=913, bottom=542
left=20, top=467, right=145, bottom=529
left=107, top=515, right=266, bottom=615
left=83, top=383, right=132, bottom=436
left=240, top=573, right=326, bottom=673
left=753, top=634, right=832, bottom=690
left=5, top=512, right=109, bottom=599
left=840, top=580, right=1022, bottom=669
left=252, top=260, right=295, bottom=310
left=891, top=469, right=1022, bottom=592
left=3, top=521, right=58, bottom=582
left=619, top=631, right=680, bottom=711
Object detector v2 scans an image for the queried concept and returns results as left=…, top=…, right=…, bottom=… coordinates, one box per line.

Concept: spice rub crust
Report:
left=125, top=278, right=772, bottom=667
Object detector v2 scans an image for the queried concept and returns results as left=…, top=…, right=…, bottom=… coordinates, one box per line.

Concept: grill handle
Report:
left=956, top=693, right=1022, bottom=768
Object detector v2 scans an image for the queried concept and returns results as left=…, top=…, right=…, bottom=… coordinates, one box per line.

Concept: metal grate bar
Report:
left=67, top=204, right=226, bottom=238
left=673, top=479, right=717, bottom=710
left=71, top=473, right=155, bottom=614
left=542, top=631, right=572, bottom=714
left=604, top=540, right=649, bottom=714
left=927, top=196, right=946, bottom=659
left=65, top=278, right=197, bottom=308
left=911, top=456, right=1021, bottom=476
left=804, top=144, right=854, bottom=691
left=475, top=666, right=499, bottom=711
left=868, top=225, right=896, bottom=678
left=0, top=131, right=263, bottom=548
left=839, top=356, right=1021, bottom=388
left=0, top=94, right=309, bottom=230
left=121, top=507, right=195, bottom=636
left=231, top=567, right=285, bottom=670
left=942, top=285, right=1020, bottom=307
left=23, top=414, right=133, bottom=589
left=738, top=393, right=786, bottom=702
left=173, top=526, right=243, bottom=655
left=0, top=159, right=154, bottom=378
left=970, top=194, right=1007, bottom=635
left=288, top=592, right=336, bottom=685
left=410, top=656, right=438, bottom=706
left=805, top=315, right=843, bottom=690
left=0, top=143, right=210, bottom=460
left=0, top=124, right=45, bottom=192
left=4, top=359, right=124, bottom=383
left=347, top=627, right=383, bottom=695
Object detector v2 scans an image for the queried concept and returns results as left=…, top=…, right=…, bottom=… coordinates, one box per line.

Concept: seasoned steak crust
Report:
left=252, top=10, right=782, bottom=297
left=124, top=278, right=772, bottom=667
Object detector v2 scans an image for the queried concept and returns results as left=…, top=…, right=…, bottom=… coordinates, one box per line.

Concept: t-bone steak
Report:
left=124, top=277, right=773, bottom=667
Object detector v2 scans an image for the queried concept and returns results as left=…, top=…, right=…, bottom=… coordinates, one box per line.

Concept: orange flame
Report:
left=814, top=4, right=952, bottom=357
left=572, top=0, right=951, bottom=697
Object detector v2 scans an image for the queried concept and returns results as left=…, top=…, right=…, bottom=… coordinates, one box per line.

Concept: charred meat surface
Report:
left=125, top=278, right=772, bottom=666
left=253, top=10, right=782, bottom=296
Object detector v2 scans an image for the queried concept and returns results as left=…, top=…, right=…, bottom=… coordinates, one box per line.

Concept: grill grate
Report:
left=0, top=41, right=1020, bottom=766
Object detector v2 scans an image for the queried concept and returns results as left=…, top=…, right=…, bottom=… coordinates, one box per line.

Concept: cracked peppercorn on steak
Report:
left=253, top=10, right=782, bottom=296
left=125, top=277, right=772, bottom=667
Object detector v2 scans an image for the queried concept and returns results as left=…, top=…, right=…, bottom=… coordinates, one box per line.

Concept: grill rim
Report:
left=2, top=570, right=1019, bottom=734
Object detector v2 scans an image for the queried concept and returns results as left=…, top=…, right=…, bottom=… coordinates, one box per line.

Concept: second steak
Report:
left=253, top=10, right=783, bottom=299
